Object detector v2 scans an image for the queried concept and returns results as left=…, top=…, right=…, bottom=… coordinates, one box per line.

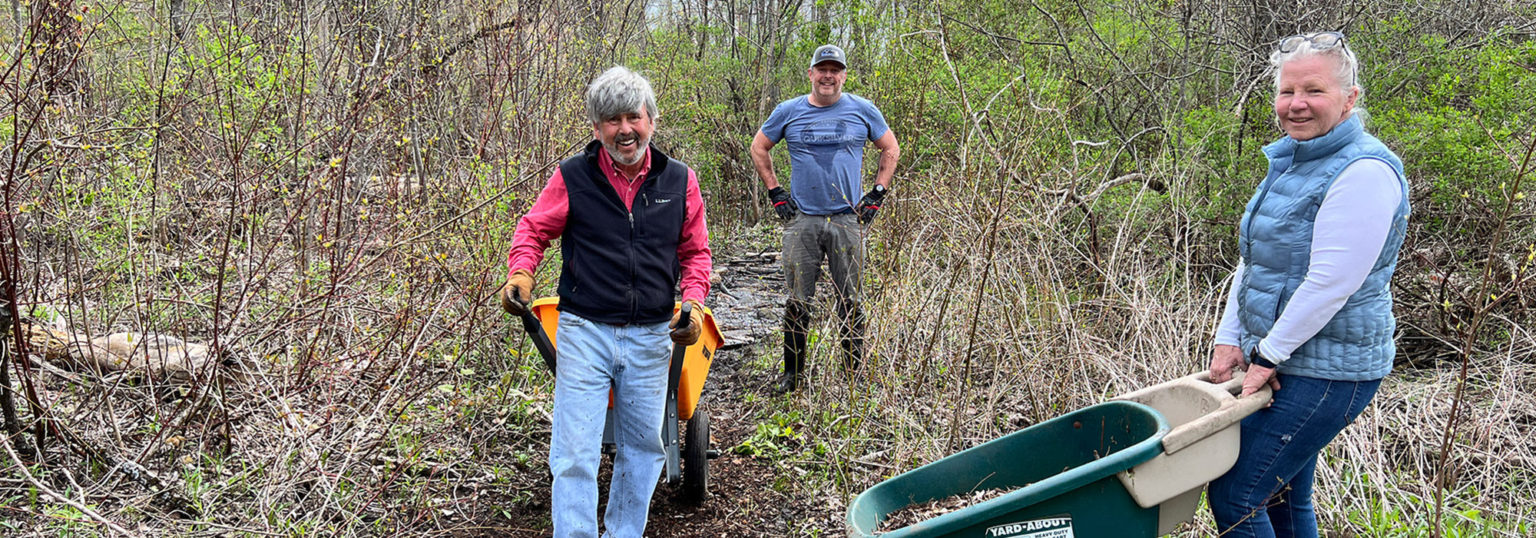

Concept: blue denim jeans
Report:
left=549, top=311, right=671, bottom=538
left=1208, top=374, right=1381, bottom=538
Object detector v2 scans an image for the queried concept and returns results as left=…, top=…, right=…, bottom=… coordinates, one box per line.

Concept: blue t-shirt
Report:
left=760, top=94, right=890, bottom=215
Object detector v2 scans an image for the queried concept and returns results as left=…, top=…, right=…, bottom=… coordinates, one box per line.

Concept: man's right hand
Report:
left=1208, top=344, right=1245, bottom=383
left=499, top=269, right=535, bottom=315
left=769, top=187, right=798, bottom=221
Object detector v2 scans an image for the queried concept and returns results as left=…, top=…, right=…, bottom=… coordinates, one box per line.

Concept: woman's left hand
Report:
left=1241, top=364, right=1282, bottom=397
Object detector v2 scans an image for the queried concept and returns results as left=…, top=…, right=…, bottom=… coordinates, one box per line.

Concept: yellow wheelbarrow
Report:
left=514, top=297, right=724, bottom=502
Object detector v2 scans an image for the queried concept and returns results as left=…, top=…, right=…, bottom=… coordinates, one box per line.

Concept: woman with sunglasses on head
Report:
left=1206, top=32, right=1409, bottom=538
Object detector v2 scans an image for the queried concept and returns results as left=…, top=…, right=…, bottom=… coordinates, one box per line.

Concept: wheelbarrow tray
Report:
left=847, top=401, right=1169, bottom=537
left=528, top=297, right=722, bottom=419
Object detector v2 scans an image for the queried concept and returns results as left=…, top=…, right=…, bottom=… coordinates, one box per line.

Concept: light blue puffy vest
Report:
left=1237, top=115, right=1409, bottom=381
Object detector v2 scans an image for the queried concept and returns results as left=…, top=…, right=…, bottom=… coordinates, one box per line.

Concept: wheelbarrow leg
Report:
left=602, top=406, right=617, bottom=456
left=662, top=393, right=681, bottom=483
left=662, top=302, right=692, bottom=485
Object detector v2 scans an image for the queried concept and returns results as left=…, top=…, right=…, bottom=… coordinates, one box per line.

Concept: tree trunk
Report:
left=170, top=0, right=187, bottom=40
left=0, top=279, right=19, bottom=452
left=33, top=0, right=86, bottom=96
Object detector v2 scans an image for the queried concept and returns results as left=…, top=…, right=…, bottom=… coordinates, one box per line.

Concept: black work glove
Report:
left=857, top=184, right=887, bottom=224
left=769, top=187, right=798, bottom=221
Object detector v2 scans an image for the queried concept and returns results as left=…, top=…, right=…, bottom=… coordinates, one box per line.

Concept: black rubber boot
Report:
left=840, top=336, right=863, bottom=374
left=777, top=302, right=810, bottom=394
left=838, top=299, right=865, bottom=374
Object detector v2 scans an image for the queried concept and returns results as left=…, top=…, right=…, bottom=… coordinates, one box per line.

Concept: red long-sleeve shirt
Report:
left=506, top=147, right=712, bottom=304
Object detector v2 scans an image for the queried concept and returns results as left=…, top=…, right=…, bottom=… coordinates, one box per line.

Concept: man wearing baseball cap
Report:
left=749, top=44, right=901, bottom=393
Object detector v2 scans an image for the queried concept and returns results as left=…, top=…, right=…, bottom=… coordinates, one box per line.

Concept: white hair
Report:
left=585, top=66, right=658, bottom=124
left=1269, top=35, right=1367, bottom=121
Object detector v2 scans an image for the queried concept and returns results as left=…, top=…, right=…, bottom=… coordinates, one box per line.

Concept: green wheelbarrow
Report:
left=514, top=297, right=724, bottom=503
left=847, top=373, right=1271, bottom=537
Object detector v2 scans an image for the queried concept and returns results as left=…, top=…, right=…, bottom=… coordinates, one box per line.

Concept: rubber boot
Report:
left=777, top=302, right=809, bottom=394
left=839, top=299, right=865, bottom=374
left=840, top=336, right=863, bottom=374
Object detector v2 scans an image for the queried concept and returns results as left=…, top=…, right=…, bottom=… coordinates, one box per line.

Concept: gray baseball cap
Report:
left=810, top=44, right=847, bottom=68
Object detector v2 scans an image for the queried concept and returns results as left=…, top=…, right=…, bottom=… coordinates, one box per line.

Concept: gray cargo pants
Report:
left=781, top=212, right=865, bottom=370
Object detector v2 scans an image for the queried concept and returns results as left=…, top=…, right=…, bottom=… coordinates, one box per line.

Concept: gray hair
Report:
left=1269, top=36, right=1366, bottom=120
left=585, top=66, right=658, bottom=124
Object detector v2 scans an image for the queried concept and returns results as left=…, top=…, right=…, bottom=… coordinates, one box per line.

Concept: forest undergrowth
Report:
left=2, top=0, right=1534, bottom=535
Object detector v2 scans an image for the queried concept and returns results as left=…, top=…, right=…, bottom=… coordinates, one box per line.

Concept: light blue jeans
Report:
left=550, top=311, right=671, bottom=538
left=1208, top=374, right=1381, bottom=538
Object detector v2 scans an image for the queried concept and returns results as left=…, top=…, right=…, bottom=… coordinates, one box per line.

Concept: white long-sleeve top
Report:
left=1215, top=158, right=1403, bottom=364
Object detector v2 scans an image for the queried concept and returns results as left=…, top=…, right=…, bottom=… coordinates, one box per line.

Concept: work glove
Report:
left=768, top=187, right=798, bottom=221
left=669, top=299, right=706, bottom=346
left=499, top=269, right=535, bottom=315
left=857, top=184, right=887, bottom=224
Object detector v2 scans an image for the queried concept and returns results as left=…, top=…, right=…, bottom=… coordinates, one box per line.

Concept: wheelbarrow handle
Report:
left=1192, top=370, right=1276, bottom=403
left=1159, top=371, right=1273, bottom=455
left=665, top=301, right=693, bottom=397
left=674, top=300, right=694, bottom=331
left=515, top=298, right=558, bottom=374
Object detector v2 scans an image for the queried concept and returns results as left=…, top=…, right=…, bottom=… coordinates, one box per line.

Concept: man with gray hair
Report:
left=500, top=66, right=712, bottom=537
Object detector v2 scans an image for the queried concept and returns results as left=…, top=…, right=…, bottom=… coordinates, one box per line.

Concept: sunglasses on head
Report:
left=1277, top=32, right=1348, bottom=54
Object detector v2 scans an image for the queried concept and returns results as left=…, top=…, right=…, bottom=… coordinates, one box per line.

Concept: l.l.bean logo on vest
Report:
left=985, top=516, right=1073, bottom=538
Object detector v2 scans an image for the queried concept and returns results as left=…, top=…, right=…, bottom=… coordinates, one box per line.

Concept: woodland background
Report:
left=2, top=0, right=1534, bottom=535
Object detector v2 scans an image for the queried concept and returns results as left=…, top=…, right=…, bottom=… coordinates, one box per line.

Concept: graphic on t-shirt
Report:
left=802, top=118, right=854, bottom=145
left=759, top=93, right=889, bottom=214
left=803, top=118, right=858, bottom=170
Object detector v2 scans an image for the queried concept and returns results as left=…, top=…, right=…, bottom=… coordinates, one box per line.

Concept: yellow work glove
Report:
left=499, top=269, right=535, bottom=315
left=669, top=299, right=705, bottom=346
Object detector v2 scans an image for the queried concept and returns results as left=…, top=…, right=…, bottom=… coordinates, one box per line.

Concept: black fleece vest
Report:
left=556, top=140, right=689, bottom=324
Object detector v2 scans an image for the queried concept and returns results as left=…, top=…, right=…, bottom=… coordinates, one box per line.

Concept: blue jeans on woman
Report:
left=1208, top=373, right=1381, bottom=538
left=549, top=311, right=672, bottom=538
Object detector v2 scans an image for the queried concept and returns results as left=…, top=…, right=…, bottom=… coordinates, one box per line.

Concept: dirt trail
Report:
left=645, top=249, right=800, bottom=537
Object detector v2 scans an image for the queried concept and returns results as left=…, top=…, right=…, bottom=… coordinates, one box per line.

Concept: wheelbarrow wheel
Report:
left=681, top=407, right=709, bottom=503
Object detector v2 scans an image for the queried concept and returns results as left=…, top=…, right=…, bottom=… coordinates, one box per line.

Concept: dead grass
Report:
left=2, top=1, right=1534, bottom=537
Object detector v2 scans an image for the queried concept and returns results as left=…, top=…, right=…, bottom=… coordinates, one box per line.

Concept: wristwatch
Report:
left=1248, top=347, right=1278, bottom=369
